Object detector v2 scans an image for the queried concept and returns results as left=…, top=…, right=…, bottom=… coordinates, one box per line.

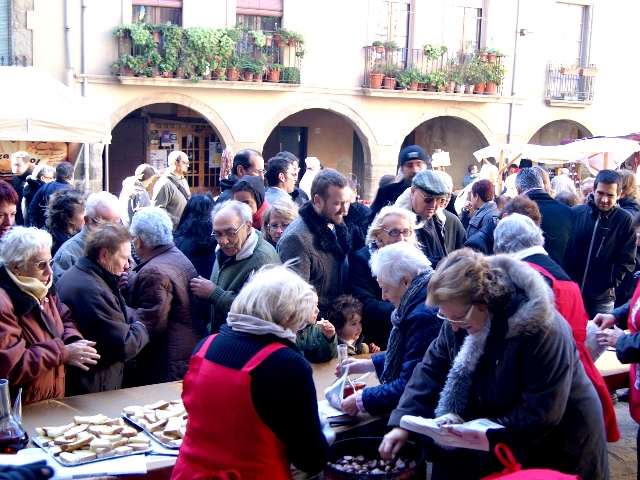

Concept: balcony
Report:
left=362, top=46, right=509, bottom=102
left=545, top=62, right=597, bottom=107
left=112, top=24, right=302, bottom=86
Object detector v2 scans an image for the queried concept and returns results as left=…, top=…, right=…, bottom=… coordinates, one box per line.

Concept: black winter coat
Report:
left=57, top=256, right=149, bottom=395
left=28, top=179, right=72, bottom=228
left=368, top=180, right=410, bottom=225
left=526, top=190, right=572, bottom=265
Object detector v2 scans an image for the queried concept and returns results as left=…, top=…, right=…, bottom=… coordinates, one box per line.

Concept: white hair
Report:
left=168, top=151, right=185, bottom=167
left=0, top=226, right=52, bottom=268
left=229, top=263, right=315, bottom=332
left=11, top=151, right=30, bottom=163
left=211, top=200, right=252, bottom=225
left=561, top=168, right=570, bottom=175
left=494, top=213, right=545, bottom=254
left=304, top=156, right=320, bottom=170
left=31, top=164, right=55, bottom=181
left=85, top=191, right=121, bottom=220
left=366, top=205, right=418, bottom=245
left=435, top=170, right=453, bottom=192
left=130, top=207, right=173, bottom=247
left=370, top=242, right=432, bottom=287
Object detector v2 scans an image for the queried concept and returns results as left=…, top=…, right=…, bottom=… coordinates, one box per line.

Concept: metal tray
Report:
left=121, top=414, right=181, bottom=450
left=32, top=436, right=151, bottom=467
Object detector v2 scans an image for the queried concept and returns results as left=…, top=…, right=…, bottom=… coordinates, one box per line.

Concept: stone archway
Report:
left=256, top=98, right=378, bottom=197
left=524, top=118, right=595, bottom=145
left=110, top=92, right=235, bottom=146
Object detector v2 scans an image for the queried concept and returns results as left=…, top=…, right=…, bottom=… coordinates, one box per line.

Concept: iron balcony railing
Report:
left=546, top=61, right=597, bottom=103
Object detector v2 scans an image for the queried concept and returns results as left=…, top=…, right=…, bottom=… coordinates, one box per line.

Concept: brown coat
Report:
left=0, top=267, right=82, bottom=404
left=124, top=244, right=206, bottom=386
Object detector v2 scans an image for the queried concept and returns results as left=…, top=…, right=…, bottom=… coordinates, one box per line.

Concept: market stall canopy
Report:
left=0, top=67, right=111, bottom=144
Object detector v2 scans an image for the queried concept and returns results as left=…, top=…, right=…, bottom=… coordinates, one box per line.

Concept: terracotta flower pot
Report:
left=374, top=46, right=384, bottom=54
left=474, top=82, right=486, bottom=94
left=174, top=67, right=184, bottom=78
left=426, top=85, right=436, bottom=92
left=226, top=67, right=239, bottom=81
left=120, top=67, right=134, bottom=77
left=479, top=52, right=488, bottom=62
left=265, top=36, right=272, bottom=47
left=487, top=52, right=497, bottom=63
left=254, top=73, right=263, bottom=82
left=382, top=77, right=396, bottom=89
left=243, top=70, right=254, bottom=82
left=484, top=81, right=497, bottom=94
left=465, top=84, right=474, bottom=94
left=248, top=35, right=255, bottom=44
left=151, top=30, right=160, bottom=43
left=276, top=39, right=285, bottom=47
left=267, top=70, right=281, bottom=83
left=446, top=81, right=456, bottom=93
left=369, top=73, right=384, bottom=89
left=409, top=81, right=420, bottom=91
left=161, top=71, right=173, bottom=78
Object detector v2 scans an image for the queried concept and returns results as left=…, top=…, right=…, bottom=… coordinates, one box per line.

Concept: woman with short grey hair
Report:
left=172, top=265, right=331, bottom=479
left=0, top=226, right=99, bottom=404
left=337, top=241, right=442, bottom=418
left=493, top=213, right=545, bottom=255
left=131, top=206, right=174, bottom=247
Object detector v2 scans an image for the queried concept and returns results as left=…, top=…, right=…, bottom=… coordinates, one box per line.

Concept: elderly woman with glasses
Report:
left=0, top=226, right=99, bottom=404
left=261, top=198, right=298, bottom=247
left=346, top=206, right=419, bottom=348
left=190, top=200, right=281, bottom=333
left=380, top=248, right=608, bottom=480
left=57, top=223, right=150, bottom=395
left=338, top=242, right=441, bottom=418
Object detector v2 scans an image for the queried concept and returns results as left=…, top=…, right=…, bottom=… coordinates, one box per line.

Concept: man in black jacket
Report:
left=368, top=145, right=429, bottom=224
left=515, top=167, right=572, bottom=265
left=564, top=169, right=637, bottom=318
left=27, top=161, right=74, bottom=229
left=216, top=149, right=264, bottom=204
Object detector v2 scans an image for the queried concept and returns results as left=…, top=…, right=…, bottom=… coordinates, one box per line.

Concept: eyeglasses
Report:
left=212, top=223, right=245, bottom=240
left=29, top=259, right=55, bottom=271
left=383, top=228, right=412, bottom=238
left=415, top=189, right=446, bottom=205
left=437, top=304, right=475, bottom=325
left=249, top=168, right=266, bottom=175
left=268, top=223, right=290, bottom=231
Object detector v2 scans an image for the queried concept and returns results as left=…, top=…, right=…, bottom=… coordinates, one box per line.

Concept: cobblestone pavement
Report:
left=610, top=393, right=637, bottom=479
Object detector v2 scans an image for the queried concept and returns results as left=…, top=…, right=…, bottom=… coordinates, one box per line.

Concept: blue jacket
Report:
left=360, top=281, right=441, bottom=416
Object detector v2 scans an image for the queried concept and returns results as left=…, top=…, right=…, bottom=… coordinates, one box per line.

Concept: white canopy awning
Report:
left=0, top=67, right=111, bottom=144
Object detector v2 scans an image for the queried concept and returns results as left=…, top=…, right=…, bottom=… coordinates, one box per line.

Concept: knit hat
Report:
left=399, top=145, right=428, bottom=167
left=135, top=164, right=157, bottom=182
left=304, top=156, right=320, bottom=169
left=412, top=170, right=450, bottom=196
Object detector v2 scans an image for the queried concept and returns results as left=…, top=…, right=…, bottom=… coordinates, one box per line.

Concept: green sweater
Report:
left=296, top=324, right=338, bottom=363
left=207, top=234, right=281, bottom=332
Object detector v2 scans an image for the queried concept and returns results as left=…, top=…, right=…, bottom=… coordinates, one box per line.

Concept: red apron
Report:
left=527, top=263, right=620, bottom=442
left=627, top=282, right=640, bottom=424
left=171, top=335, right=292, bottom=480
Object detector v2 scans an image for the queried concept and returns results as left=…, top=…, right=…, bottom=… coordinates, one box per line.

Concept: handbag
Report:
left=481, top=443, right=581, bottom=479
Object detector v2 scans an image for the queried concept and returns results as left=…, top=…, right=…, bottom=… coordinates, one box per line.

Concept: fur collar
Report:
left=434, top=255, right=556, bottom=417
left=298, top=202, right=351, bottom=261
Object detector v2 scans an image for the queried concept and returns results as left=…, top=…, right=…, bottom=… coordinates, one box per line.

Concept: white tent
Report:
left=0, top=67, right=111, bottom=144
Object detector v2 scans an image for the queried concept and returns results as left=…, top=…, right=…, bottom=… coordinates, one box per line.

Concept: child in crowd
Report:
left=296, top=289, right=338, bottom=363
left=328, top=295, right=380, bottom=356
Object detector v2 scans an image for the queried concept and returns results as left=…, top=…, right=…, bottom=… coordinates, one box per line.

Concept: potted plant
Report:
left=181, top=26, right=217, bottom=82
left=267, top=63, right=283, bottom=82
left=369, top=64, right=385, bottom=89
left=395, top=69, right=410, bottom=89
left=248, top=30, right=266, bottom=49
left=225, top=52, right=243, bottom=81
left=145, top=48, right=163, bottom=76
left=445, top=58, right=458, bottom=92
left=477, top=46, right=489, bottom=62
left=579, top=67, right=597, bottom=77
left=382, top=64, right=398, bottom=89
left=423, top=43, right=447, bottom=61
left=282, top=66, right=301, bottom=84
left=402, top=64, right=422, bottom=91
left=485, top=61, right=507, bottom=94
left=430, top=69, right=447, bottom=91
left=560, top=64, right=580, bottom=75
left=449, top=66, right=464, bottom=93
left=465, top=60, right=487, bottom=93
left=384, top=40, right=399, bottom=54
left=111, top=55, right=137, bottom=76
left=160, top=22, right=183, bottom=77
left=372, top=40, right=385, bottom=54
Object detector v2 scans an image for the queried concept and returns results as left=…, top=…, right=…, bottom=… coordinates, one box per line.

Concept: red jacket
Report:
left=0, top=267, right=82, bottom=404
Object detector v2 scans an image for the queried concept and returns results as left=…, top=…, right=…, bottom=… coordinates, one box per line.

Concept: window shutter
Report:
left=0, top=0, right=9, bottom=65
left=132, top=0, right=183, bottom=7
left=236, top=0, right=283, bottom=17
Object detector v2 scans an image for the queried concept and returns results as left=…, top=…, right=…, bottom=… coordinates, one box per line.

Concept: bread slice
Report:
left=114, top=446, right=133, bottom=456
left=89, top=438, right=112, bottom=452
left=74, top=414, right=107, bottom=425
left=73, top=450, right=97, bottom=462
left=59, top=452, right=80, bottom=465
left=61, top=435, right=93, bottom=452
left=128, top=443, right=149, bottom=452
left=163, top=417, right=182, bottom=436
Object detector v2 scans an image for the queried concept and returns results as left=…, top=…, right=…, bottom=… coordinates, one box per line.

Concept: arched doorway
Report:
left=527, top=119, right=593, bottom=145
left=262, top=108, right=368, bottom=197
left=404, top=116, right=488, bottom=190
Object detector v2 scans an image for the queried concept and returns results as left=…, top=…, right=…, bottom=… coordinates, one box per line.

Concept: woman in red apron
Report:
left=171, top=265, right=330, bottom=480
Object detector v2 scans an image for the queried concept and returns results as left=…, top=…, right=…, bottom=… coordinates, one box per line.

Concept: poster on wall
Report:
left=150, top=130, right=160, bottom=147
left=150, top=149, right=168, bottom=174
left=161, top=131, right=172, bottom=147
left=171, top=133, right=179, bottom=151
left=0, top=141, right=69, bottom=175
left=209, top=142, right=222, bottom=168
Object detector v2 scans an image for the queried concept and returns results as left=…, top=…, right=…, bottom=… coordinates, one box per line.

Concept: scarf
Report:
left=217, top=228, right=259, bottom=262
left=434, top=318, right=492, bottom=418
left=226, top=312, right=297, bottom=343
left=253, top=199, right=269, bottom=229
left=380, top=270, right=433, bottom=384
left=5, top=266, right=52, bottom=301
left=510, top=245, right=548, bottom=261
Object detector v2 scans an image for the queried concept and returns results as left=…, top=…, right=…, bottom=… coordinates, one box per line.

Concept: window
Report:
left=553, top=2, right=589, bottom=67
left=132, top=1, right=182, bottom=26
left=0, top=0, right=9, bottom=66
left=236, top=0, right=283, bottom=18
left=444, top=1, right=483, bottom=57
left=372, top=1, right=411, bottom=49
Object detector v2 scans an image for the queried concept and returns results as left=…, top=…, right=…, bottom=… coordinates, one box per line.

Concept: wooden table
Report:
left=595, top=349, right=630, bottom=391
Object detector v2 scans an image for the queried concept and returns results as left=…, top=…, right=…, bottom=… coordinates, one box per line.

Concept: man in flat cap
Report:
left=409, top=170, right=463, bottom=266
left=368, top=145, right=429, bottom=225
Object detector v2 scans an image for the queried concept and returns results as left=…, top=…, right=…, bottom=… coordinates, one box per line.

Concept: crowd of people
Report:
left=2, top=145, right=640, bottom=479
